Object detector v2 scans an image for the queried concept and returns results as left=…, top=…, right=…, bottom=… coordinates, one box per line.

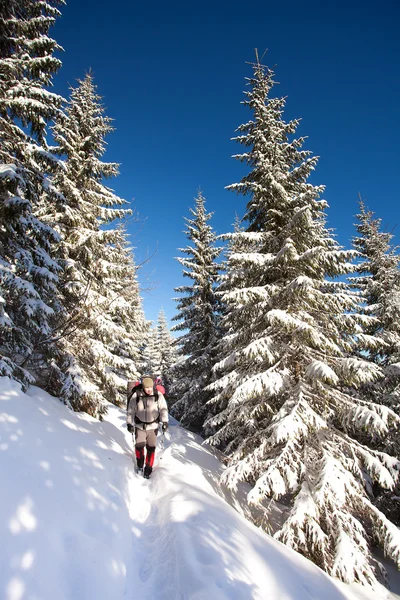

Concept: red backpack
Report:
left=154, top=377, right=166, bottom=395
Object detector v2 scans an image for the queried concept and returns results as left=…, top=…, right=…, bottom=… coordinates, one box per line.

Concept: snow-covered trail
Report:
left=105, top=405, right=389, bottom=600
left=0, top=377, right=398, bottom=600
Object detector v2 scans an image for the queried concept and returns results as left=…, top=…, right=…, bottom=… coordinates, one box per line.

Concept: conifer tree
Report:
left=140, top=324, right=160, bottom=376
left=351, top=201, right=400, bottom=525
left=206, top=61, right=400, bottom=586
left=95, top=229, right=148, bottom=405
left=42, top=74, right=139, bottom=415
left=156, top=308, right=178, bottom=394
left=351, top=201, right=400, bottom=371
left=0, top=0, right=64, bottom=387
left=172, top=191, right=222, bottom=431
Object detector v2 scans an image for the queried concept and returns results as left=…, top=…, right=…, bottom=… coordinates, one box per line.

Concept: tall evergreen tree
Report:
left=95, top=229, right=148, bottom=405
left=351, top=201, right=400, bottom=525
left=139, top=324, right=160, bottom=376
left=172, top=191, right=221, bottom=431
left=0, top=0, right=64, bottom=387
left=205, top=61, right=400, bottom=586
left=351, top=201, right=400, bottom=370
left=156, top=308, right=178, bottom=394
left=42, top=74, right=138, bottom=415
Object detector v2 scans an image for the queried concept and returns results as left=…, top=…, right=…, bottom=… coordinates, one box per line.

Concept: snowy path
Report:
left=1, top=377, right=399, bottom=600
left=106, top=411, right=395, bottom=600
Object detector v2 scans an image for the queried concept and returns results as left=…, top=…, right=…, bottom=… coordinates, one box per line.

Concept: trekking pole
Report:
left=161, top=429, right=165, bottom=451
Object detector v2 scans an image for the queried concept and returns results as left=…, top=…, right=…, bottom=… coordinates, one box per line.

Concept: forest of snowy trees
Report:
left=0, top=1, right=176, bottom=415
left=1, top=1, right=399, bottom=591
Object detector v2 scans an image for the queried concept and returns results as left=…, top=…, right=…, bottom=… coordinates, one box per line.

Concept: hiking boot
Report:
left=143, top=465, right=152, bottom=479
left=136, top=466, right=143, bottom=475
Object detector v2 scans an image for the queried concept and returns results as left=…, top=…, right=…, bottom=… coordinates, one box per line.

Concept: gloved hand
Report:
left=162, top=422, right=168, bottom=432
left=127, top=423, right=134, bottom=433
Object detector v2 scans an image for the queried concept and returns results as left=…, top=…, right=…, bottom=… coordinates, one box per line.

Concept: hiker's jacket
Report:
left=126, top=390, right=168, bottom=431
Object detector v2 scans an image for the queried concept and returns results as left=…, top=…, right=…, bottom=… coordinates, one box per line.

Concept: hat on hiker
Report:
left=142, top=377, right=154, bottom=388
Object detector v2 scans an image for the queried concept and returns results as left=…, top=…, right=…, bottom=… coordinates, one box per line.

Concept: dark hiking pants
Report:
left=135, top=427, right=158, bottom=471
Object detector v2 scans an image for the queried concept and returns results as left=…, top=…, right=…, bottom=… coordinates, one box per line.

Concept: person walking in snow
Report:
left=126, top=376, right=168, bottom=478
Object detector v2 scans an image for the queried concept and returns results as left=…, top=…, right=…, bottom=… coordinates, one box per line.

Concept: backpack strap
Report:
left=135, top=388, right=159, bottom=403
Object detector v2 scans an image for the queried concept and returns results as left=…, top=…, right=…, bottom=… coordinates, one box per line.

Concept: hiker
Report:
left=126, top=376, right=168, bottom=478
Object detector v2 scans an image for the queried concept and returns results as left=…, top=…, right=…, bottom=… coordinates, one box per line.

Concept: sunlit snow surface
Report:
left=0, top=377, right=399, bottom=600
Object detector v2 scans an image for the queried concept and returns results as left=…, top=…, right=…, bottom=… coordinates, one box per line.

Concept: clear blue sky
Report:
left=51, top=0, right=400, bottom=326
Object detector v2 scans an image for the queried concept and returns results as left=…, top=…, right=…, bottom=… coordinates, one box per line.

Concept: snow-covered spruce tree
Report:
left=201, top=215, right=244, bottom=438
left=95, top=228, right=148, bottom=405
left=350, top=201, right=400, bottom=525
left=139, top=324, right=160, bottom=377
left=205, top=61, right=400, bottom=586
left=171, top=191, right=222, bottom=431
left=351, top=201, right=400, bottom=372
left=156, top=308, right=178, bottom=395
left=41, top=73, right=140, bottom=415
left=0, top=0, right=65, bottom=387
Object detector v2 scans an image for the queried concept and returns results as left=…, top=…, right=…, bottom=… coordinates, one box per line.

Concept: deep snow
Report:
left=0, top=376, right=399, bottom=600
